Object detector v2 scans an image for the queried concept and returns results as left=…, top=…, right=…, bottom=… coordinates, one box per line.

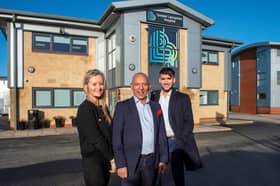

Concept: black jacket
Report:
left=151, top=89, right=202, bottom=170
left=76, top=100, right=113, bottom=160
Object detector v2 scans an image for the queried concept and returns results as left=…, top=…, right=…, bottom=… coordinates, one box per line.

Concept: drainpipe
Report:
left=12, top=14, right=18, bottom=130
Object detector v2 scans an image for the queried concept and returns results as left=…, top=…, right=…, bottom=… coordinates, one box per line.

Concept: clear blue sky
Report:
left=0, top=0, right=279, bottom=76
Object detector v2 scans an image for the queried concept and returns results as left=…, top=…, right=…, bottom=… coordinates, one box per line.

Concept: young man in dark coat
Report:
left=151, top=67, right=202, bottom=186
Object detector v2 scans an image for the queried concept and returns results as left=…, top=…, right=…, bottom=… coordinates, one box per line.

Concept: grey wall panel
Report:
left=122, top=10, right=146, bottom=86
left=183, top=17, right=201, bottom=88
left=270, top=48, right=280, bottom=107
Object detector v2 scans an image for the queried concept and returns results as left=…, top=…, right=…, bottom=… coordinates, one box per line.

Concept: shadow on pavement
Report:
left=187, top=151, right=280, bottom=186
left=0, top=150, right=279, bottom=186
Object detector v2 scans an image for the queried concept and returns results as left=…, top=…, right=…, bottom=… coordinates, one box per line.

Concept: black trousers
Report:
left=171, top=149, right=187, bottom=186
left=82, top=152, right=110, bottom=186
left=121, top=153, right=157, bottom=186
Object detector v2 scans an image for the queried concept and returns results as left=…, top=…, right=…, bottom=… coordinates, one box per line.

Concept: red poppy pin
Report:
left=156, top=109, right=162, bottom=117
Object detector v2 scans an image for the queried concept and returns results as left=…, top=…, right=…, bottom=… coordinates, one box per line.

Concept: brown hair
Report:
left=159, top=67, right=175, bottom=77
left=83, top=69, right=112, bottom=124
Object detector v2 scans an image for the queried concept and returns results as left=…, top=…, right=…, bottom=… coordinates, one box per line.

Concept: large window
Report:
left=200, top=90, right=219, bottom=105
left=202, top=50, right=219, bottom=64
left=107, top=32, right=117, bottom=88
left=33, top=33, right=88, bottom=55
left=148, top=25, right=179, bottom=90
left=33, top=88, right=85, bottom=108
left=277, top=71, right=280, bottom=85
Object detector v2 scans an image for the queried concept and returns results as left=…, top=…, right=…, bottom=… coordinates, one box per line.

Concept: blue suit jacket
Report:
left=112, top=97, right=168, bottom=176
left=151, top=89, right=202, bottom=170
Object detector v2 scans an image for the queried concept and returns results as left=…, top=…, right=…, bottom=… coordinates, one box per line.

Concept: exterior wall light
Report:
left=27, top=66, right=35, bottom=73
left=192, top=67, right=197, bottom=74
left=129, top=64, right=136, bottom=71
left=129, top=34, right=136, bottom=42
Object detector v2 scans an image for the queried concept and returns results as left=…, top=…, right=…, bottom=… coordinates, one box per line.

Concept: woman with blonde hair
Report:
left=76, top=69, right=115, bottom=186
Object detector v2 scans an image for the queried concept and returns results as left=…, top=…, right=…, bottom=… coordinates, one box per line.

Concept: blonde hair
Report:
left=83, top=69, right=112, bottom=124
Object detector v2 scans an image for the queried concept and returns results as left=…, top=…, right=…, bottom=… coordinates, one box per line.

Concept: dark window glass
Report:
left=33, top=34, right=51, bottom=51
left=32, top=33, right=88, bottom=55
left=71, top=38, right=88, bottom=54
left=53, top=36, right=70, bottom=52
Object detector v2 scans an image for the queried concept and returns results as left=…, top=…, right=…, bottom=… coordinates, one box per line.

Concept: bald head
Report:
left=130, top=72, right=150, bottom=103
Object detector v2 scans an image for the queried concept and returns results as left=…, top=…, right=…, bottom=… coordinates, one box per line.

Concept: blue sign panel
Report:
left=147, top=10, right=183, bottom=27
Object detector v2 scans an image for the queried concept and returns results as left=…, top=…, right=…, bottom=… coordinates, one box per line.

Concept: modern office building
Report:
left=231, top=42, right=280, bottom=114
left=0, top=0, right=241, bottom=129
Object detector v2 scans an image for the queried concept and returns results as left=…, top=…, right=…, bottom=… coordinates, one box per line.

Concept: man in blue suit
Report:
left=113, top=72, right=168, bottom=186
left=151, top=67, right=202, bottom=186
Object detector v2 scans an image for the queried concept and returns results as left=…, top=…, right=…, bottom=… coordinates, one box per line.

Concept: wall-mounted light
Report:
left=191, top=67, right=197, bottom=74
left=27, top=66, right=35, bottom=73
left=129, top=34, right=136, bottom=42
left=128, top=64, right=136, bottom=71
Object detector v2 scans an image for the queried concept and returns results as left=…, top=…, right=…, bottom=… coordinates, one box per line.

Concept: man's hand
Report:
left=109, top=159, right=116, bottom=173
left=117, top=167, right=128, bottom=178
left=158, top=162, right=167, bottom=174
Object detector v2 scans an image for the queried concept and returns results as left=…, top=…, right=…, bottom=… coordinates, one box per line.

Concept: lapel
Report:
left=149, top=101, right=159, bottom=141
left=168, top=89, right=176, bottom=124
left=128, top=97, right=143, bottom=139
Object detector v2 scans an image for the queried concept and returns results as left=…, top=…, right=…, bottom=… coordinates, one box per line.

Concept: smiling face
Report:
left=159, top=73, right=176, bottom=92
left=84, top=74, right=105, bottom=103
left=131, top=73, right=149, bottom=103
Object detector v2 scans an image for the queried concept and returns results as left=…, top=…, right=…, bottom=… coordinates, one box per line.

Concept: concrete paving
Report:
left=0, top=112, right=279, bottom=139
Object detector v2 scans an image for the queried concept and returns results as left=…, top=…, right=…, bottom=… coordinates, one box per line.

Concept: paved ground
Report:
left=0, top=113, right=279, bottom=186
left=0, top=112, right=260, bottom=139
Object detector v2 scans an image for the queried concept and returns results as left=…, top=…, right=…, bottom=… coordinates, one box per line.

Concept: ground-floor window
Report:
left=33, top=88, right=85, bottom=108
left=200, top=90, right=219, bottom=105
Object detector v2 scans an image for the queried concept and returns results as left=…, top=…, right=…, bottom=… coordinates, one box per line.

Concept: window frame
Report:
left=201, top=50, right=219, bottom=65
left=200, top=90, right=219, bottom=106
left=32, top=32, right=88, bottom=55
left=32, top=87, right=85, bottom=108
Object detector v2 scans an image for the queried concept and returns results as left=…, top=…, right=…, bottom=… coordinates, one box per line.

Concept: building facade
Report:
left=231, top=42, right=280, bottom=114
left=0, top=0, right=241, bottom=129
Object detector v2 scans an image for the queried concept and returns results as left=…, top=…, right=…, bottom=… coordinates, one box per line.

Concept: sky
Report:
left=0, top=0, right=279, bottom=76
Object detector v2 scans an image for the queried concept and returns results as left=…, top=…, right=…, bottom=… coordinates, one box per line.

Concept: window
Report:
left=257, top=72, right=266, bottom=87
left=54, top=89, right=71, bottom=107
left=33, top=33, right=88, bottom=55
left=200, top=90, right=218, bottom=105
left=148, top=25, right=179, bottom=68
left=33, top=88, right=85, bottom=108
left=276, top=49, right=280, bottom=57
left=107, top=32, right=117, bottom=88
left=202, top=50, right=218, bottom=64
left=34, top=89, right=52, bottom=107
left=33, top=34, right=51, bottom=51
left=148, top=25, right=180, bottom=90
left=277, top=71, right=280, bottom=85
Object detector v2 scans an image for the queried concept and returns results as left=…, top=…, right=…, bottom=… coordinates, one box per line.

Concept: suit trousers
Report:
left=121, top=153, right=157, bottom=186
left=82, top=152, right=110, bottom=186
left=168, top=137, right=186, bottom=186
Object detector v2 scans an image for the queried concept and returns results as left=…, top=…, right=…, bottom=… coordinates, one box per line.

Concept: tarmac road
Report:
left=0, top=120, right=279, bottom=186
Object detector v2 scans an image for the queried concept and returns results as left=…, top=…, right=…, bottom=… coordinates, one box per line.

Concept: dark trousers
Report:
left=171, top=149, right=186, bottom=186
left=121, top=153, right=157, bottom=186
left=168, top=137, right=186, bottom=186
left=82, top=152, right=110, bottom=186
